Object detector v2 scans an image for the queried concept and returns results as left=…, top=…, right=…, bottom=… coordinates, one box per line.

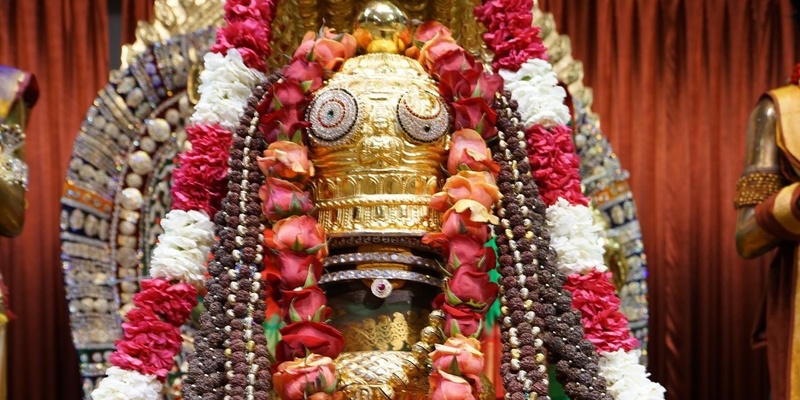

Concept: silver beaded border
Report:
left=307, top=87, right=363, bottom=147
left=318, top=268, right=442, bottom=287
left=396, top=91, right=450, bottom=143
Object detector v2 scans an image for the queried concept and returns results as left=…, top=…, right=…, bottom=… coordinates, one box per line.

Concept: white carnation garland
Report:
left=190, top=49, right=266, bottom=130
left=149, top=209, right=216, bottom=287
left=92, top=45, right=264, bottom=400
left=499, top=54, right=665, bottom=399
left=599, top=350, right=667, bottom=400
left=91, top=367, right=162, bottom=400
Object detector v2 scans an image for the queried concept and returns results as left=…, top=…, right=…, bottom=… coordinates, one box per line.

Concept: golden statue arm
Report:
left=735, top=98, right=786, bottom=259
left=0, top=100, right=30, bottom=238
left=0, top=173, right=25, bottom=237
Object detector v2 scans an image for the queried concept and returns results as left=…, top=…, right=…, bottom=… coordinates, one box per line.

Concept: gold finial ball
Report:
left=354, top=1, right=411, bottom=55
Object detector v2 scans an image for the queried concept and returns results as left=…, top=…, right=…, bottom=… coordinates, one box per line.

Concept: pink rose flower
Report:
left=438, top=301, right=483, bottom=337
left=414, top=21, right=452, bottom=43
left=430, top=171, right=501, bottom=212
left=430, top=335, right=485, bottom=380
left=451, top=97, right=498, bottom=139
left=281, top=285, right=331, bottom=323
left=322, top=27, right=357, bottom=58
left=273, top=355, right=337, bottom=398
left=445, top=267, right=498, bottom=312
left=258, top=105, right=310, bottom=144
left=283, top=58, right=324, bottom=94
left=447, top=129, right=499, bottom=175
left=431, top=48, right=479, bottom=79
left=276, top=321, right=345, bottom=362
left=265, top=215, right=327, bottom=256
left=294, top=30, right=357, bottom=71
left=419, top=31, right=461, bottom=71
left=429, top=369, right=476, bottom=400
left=259, top=177, right=316, bottom=221
left=258, top=141, right=315, bottom=183
left=445, top=234, right=495, bottom=272
left=275, top=251, right=324, bottom=290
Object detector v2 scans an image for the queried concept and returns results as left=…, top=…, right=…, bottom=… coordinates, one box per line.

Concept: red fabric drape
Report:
left=0, top=1, right=108, bottom=399
left=539, top=0, right=800, bottom=399
left=121, top=0, right=154, bottom=44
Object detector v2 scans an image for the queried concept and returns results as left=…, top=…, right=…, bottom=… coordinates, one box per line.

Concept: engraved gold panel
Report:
left=308, top=54, right=447, bottom=236
left=334, top=351, right=430, bottom=400
left=339, top=311, right=428, bottom=352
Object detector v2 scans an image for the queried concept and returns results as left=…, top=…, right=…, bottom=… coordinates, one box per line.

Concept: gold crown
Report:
left=307, top=53, right=450, bottom=237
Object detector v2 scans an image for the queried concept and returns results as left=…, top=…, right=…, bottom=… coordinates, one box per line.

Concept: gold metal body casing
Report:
left=308, top=53, right=448, bottom=237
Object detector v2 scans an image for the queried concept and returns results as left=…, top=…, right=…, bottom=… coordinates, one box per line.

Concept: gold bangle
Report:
left=734, top=172, right=785, bottom=208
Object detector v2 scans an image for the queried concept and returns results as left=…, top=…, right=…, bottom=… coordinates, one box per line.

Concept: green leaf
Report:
left=264, top=314, right=282, bottom=361
left=444, top=282, right=463, bottom=306
left=449, top=319, right=462, bottom=337
left=471, top=85, right=483, bottom=99
left=312, top=305, right=327, bottom=322
left=303, top=265, right=316, bottom=288
left=288, top=299, right=302, bottom=322
left=474, top=113, right=486, bottom=135
left=468, top=318, right=483, bottom=339
left=292, top=237, right=304, bottom=252
left=305, top=243, right=326, bottom=255
left=448, top=355, right=462, bottom=375
left=291, top=130, right=303, bottom=144
left=300, top=80, right=313, bottom=93
left=450, top=253, right=461, bottom=269
left=277, top=127, right=290, bottom=142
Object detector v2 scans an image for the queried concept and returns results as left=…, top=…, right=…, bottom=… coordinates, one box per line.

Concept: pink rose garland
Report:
left=107, top=0, right=278, bottom=391
left=474, top=0, right=547, bottom=71
left=526, top=123, right=588, bottom=207
left=257, top=33, right=358, bottom=399
left=109, top=278, right=198, bottom=380
left=171, top=124, right=232, bottom=216
left=211, top=0, right=276, bottom=71
left=564, top=269, right=639, bottom=353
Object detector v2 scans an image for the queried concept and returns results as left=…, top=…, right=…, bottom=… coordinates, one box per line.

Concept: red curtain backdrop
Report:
left=0, top=0, right=798, bottom=398
left=121, top=0, right=155, bottom=44
left=539, top=0, right=800, bottom=399
left=0, top=1, right=109, bottom=399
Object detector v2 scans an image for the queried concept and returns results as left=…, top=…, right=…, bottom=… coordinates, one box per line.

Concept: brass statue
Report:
left=0, top=66, right=37, bottom=237
left=735, top=82, right=800, bottom=400
left=310, top=52, right=449, bottom=399
left=0, top=65, right=37, bottom=400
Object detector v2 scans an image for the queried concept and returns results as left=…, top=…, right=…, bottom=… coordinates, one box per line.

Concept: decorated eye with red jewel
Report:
left=308, top=88, right=362, bottom=146
left=396, top=90, right=450, bottom=143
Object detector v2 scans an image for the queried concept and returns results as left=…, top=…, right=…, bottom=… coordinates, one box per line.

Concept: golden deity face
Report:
left=307, top=53, right=450, bottom=236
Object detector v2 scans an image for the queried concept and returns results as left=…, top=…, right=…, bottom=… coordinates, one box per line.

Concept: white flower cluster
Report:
left=190, top=49, right=266, bottom=130
left=499, top=59, right=570, bottom=129
left=149, top=209, right=216, bottom=288
left=545, top=198, right=606, bottom=275
left=599, top=350, right=666, bottom=400
left=91, top=367, right=161, bottom=400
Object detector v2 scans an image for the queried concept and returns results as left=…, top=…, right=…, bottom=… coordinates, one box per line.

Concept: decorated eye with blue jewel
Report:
left=397, top=90, right=450, bottom=143
left=308, top=88, right=361, bottom=146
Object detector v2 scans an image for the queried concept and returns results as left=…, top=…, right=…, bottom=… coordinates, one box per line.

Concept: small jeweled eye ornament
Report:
left=308, top=88, right=361, bottom=146
left=396, top=90, right=449, bottom=143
